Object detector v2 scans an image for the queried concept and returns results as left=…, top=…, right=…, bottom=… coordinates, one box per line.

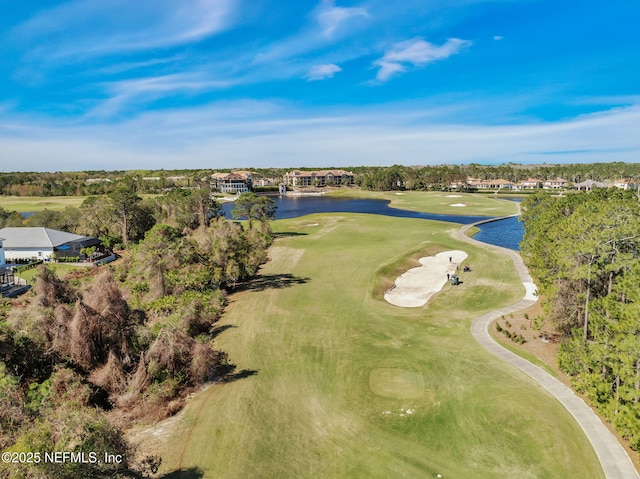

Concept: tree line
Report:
left=1, top=188, right=276, bottom=251
left=520, top=189, right=640, bottom=449
left=2, top=162, right=640, bottom=197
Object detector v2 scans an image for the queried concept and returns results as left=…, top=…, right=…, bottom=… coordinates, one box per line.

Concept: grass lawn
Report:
left=16, top=263, right=86, bottom=283
left=0, top=195, right=88, bottom=212
left=158, top=213, right=602, bottom=478
left=329, top=189, right=519, bottom=217
left=0, top=194, right=158, bottom=212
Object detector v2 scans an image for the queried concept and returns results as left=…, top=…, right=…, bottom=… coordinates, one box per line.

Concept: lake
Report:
left=221, top=195, right=524, bottom=250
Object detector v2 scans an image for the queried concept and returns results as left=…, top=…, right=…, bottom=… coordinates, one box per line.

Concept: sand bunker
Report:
left=450, top=203, right=466, bottom=207
left=445, top=194, right=462, bottom=197
left=384, top=250, right=468, bottom=307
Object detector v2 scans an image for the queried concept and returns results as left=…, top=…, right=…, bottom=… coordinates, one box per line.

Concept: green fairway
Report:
left=0, top=195, right=88, bottom=212
left=0, top=194, right=158, bottom=212
left=159, top=213, right=602, bottom=478
left=329, top=190, right=519, bottom=217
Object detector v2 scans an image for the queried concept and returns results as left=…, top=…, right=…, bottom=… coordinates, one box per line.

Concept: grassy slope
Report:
left=160, top=214, right=602, bottom=478
left=329, top=190, right=518, bottom=217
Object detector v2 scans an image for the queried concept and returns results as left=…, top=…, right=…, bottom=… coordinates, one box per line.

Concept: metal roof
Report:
left=0, top=227, right=96, bottom=249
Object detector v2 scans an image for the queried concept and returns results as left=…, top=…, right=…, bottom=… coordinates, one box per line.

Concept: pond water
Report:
left=221, top=195, right=525, bottom=250
left=472, top=216, right=524, bottom=251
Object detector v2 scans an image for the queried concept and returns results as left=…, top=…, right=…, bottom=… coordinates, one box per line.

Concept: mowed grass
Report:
left=0, top=195, right=88, bottom=212
left=16, top=263, right=85, bottom=283
left=159, top=214, right=603, bottom=479
left=330, top=190, right=518, bottom=217
left=0, top=194, right=158, bottom=212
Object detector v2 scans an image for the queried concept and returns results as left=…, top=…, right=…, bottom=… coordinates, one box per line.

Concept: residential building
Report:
left=613, top=178, right=639, bottom=190
left=284, top=169, right=355, bottom=187
left=211, top=171, right=253, bottom=193
left=543, top=178, right=568, bottom=189
left=471, top=179, right=515, bottom=190
left=0, top=227, right=101, bottom=262
left=519, top=178, right=541, bottom=189
left=254, top=178, right=276, bottom=187
left=573, top=180, right=605, bottom=191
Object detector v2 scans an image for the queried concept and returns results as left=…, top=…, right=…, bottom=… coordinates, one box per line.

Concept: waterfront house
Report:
left=211, top=171, right=253, bottom=193
left=542, top=178, right=568, bottom=189
left=284, top=169, right=355, bottom=187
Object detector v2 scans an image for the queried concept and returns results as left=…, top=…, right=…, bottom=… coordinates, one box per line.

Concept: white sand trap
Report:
left=307, top=223, right=319, bottom=226
left=395, top=192, right=405, bottom=195
left=385, top=250, right=468, bottom=307
left=450, top=203, right=466, bottom=207
left=445, top=194, right=462, bottom=197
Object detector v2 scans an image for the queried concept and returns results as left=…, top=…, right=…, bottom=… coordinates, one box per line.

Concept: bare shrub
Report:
left=126, top=352, right=150, bottom=400
left=35, top=265, right=75, bottom=307
left=146, top=328, right=194, bottom=381
left=69, top=300, right=101, bottom=369
left=190, top=342, right=227, bottom=384
left=89, top=351, right=127, bottom=396
left=84, top=270, right=137, bottom=364
left=50, top=304, right=72, bottom=356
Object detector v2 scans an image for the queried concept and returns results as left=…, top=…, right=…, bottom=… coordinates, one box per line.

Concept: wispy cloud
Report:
left=316, top=0, right=369, bottom=37
left=306, top=64, right=342, bottom=81
left=374, top=38, right=472, bottom=82
left=13, top=0, right=236, bottom=59
left=2, top=101, right=640, bottom=171
left=87, top=73, right=234, bottom=118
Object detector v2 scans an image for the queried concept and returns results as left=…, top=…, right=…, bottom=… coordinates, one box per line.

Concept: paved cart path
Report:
left=456, top=217, right=639, bottom=479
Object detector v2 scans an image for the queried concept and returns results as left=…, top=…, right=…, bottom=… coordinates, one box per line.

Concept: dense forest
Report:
left=520, top=189, right=640, bottom=448
left=1, top=162, right=640, bottom=196
left=0, top=192, right=275, bottom=478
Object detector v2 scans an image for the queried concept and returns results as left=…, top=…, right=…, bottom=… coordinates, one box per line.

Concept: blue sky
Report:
left=1, top=0, right=639, bottom=171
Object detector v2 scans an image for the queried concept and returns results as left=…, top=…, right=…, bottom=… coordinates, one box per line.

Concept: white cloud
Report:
left=13, top=0, right=236, bottom=59
left=374, top=37, right=472, bottom=81
left=307, top=64, right=342, bottom=81
left=493, top=35, right=504, bottom=41
left=2, top=102, right=640, bottom=171
left=316, top=0, right=369, bottom=37
left=87, top=73, right=234, bottom=118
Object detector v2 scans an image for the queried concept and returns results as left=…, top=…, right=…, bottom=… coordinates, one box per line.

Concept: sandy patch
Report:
left=450, top=203, right=467, bottom=207
left=395, top=192, right=405, bottom=195
left=307, top=223, right=319, bottom=226
left=445, top=194, right=462, bottom=197
left=522, top=281, right=538, bottom=301
left=384, top=250, right=468, bottom=307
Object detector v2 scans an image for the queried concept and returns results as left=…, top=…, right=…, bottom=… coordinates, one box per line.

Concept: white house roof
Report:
left=574, top=180, right=605, bottom=188
left=0, top=227, right=94, bottom=249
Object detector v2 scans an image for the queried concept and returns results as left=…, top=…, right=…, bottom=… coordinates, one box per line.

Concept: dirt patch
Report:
left=489, top=301, right=563, bottom=380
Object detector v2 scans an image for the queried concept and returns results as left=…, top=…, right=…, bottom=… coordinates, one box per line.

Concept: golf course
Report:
left=155, top=207, right=604, bottom=478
